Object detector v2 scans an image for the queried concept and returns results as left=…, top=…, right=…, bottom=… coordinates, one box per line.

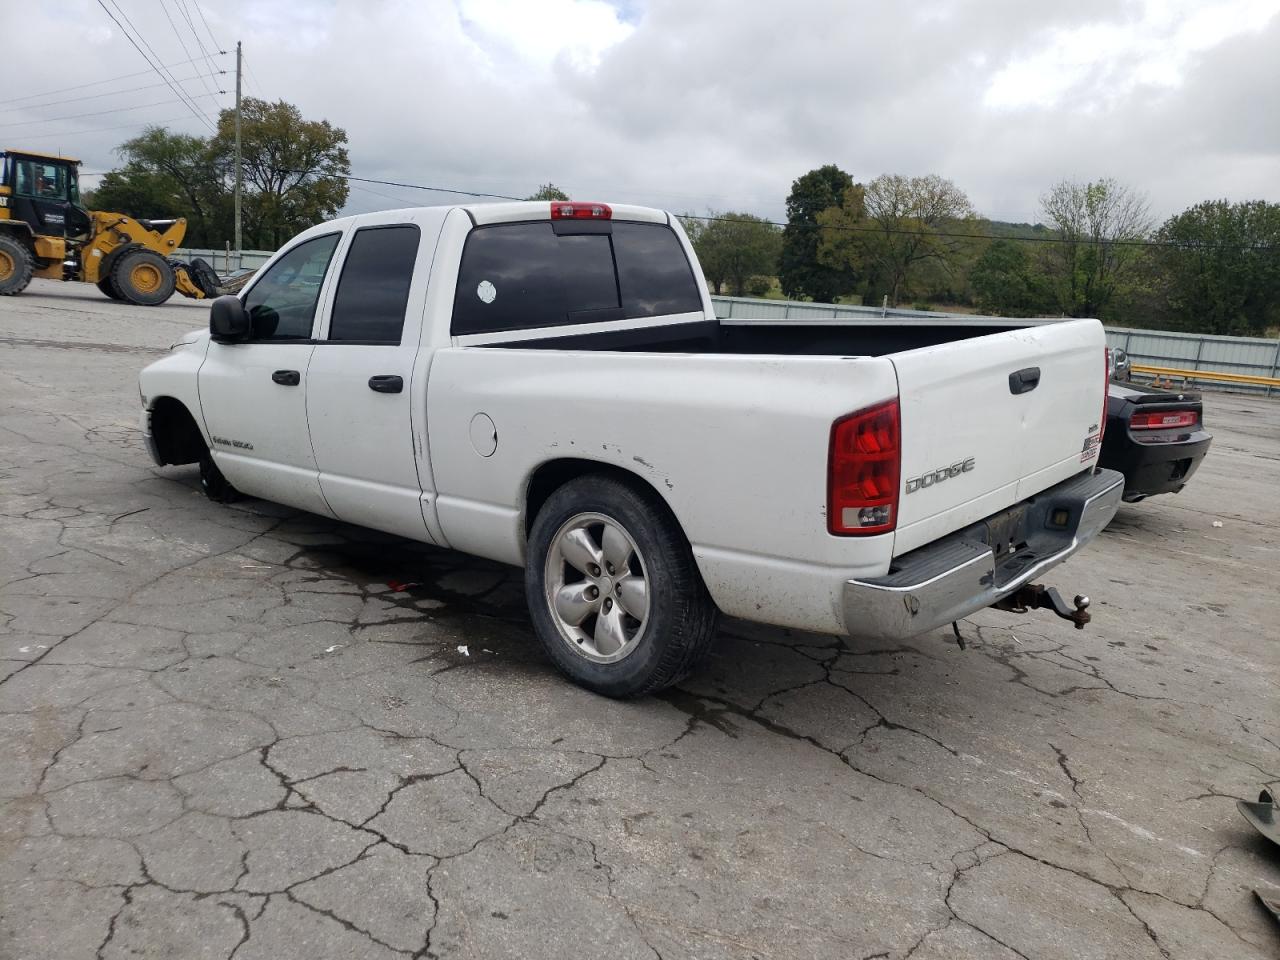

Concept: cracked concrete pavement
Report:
left=2, top=280, right=1278, bottom=959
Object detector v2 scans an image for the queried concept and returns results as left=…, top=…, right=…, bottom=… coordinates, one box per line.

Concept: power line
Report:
left=96, top=0, right=216, bottom=131
left=0, top=73, right=225, bottom=114
left=0, top=93, right=225, bottom=131
left=11, top=114, right=194, bottom=146
left=301, top=170, right=1280, bottom=253
left=108, top=0, right=217, bottom=128
left=322, top=172, right=524, bottom=201
left=173, top=0, right=226, bottom=97
left=160, top=0, right=218, bottom=101
left=191, top=0, right=223, bottom=50
left=5, top=54, right=227, bottom=105
left=239, top=52, right=265, bottom=97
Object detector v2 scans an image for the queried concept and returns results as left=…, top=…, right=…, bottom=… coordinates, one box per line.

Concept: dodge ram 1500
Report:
left=139, top=200, right=1123, bottom=696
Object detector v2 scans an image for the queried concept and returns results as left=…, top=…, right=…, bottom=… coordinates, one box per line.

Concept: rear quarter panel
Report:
left=426, top=348, right=900, bottom=633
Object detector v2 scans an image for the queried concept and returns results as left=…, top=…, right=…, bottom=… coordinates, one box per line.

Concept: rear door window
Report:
left=327, top=225, right=421, bottom=343
left=613, top=222, right=703, bottom=318
left=452, top=222, right=620, bottom=335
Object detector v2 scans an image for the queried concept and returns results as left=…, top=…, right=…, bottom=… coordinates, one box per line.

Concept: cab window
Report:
left=15, top=161, right=69, bottom=201
left=326, top=225, right=420, bottom=343
left=243, top=233, right=340, bottom=341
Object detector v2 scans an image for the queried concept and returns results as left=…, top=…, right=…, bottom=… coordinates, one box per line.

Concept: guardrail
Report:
left=1131, top=364, right=1280, bottom=390
left=175, top=247, right=275, bottom=274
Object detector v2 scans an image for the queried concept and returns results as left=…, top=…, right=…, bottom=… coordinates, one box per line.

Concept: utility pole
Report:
left=234, top=40, right=242, bottom=257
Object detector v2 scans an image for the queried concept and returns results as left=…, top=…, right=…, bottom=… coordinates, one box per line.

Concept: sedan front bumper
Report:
left=842, top=469, right=1123, bottom=640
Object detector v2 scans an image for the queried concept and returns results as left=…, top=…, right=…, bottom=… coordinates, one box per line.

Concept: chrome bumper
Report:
left=842, top=469, right=1124, bottom=640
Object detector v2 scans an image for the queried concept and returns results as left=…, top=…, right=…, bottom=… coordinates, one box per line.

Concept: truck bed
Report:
left=477, top=316, right=1047, bottom=358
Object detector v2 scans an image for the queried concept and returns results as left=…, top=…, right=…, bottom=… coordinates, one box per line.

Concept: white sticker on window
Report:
left=476, top=280, right=496, bottom=304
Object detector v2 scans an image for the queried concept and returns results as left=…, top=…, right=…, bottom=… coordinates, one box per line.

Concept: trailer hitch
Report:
left=992, top=583, right=1092, bottom=629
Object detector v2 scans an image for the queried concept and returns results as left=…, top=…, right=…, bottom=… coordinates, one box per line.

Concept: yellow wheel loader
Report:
left=0, top=148, right=221, bottom=305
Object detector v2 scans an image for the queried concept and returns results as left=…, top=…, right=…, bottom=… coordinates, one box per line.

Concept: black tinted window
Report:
left=452, top=222, right=620, bottom=334
left=613, top=222, right=702, bottom=318
left=328, top=225, right=420, bottom=343
left=244, top=233, right=340, bottom=340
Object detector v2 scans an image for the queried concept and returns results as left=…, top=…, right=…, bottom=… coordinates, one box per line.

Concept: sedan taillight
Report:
left=1131, top=409, right=1198, bottom=430
left=828, top=400, right=900, bottom=536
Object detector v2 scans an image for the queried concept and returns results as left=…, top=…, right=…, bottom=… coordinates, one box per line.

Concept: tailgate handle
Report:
left=1009, top=367, right=1041, bottom=395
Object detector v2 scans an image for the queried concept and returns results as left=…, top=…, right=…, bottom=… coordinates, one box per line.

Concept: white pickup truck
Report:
left=139, top=200, right=1123, bottom=696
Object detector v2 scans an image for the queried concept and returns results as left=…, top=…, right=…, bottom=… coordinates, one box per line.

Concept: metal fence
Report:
left=711, top=296, right=1280, bottom=395
left=175, top=247, right=275, bottom=275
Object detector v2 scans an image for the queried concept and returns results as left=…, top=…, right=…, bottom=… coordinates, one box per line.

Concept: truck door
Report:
left=305, top=216, right=442, bottom=542
left=12, top=158, right=72, bottom=237
left=197, top=232, right=341, bottom=517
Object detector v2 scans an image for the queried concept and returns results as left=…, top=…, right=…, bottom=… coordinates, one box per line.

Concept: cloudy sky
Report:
left=4, top=0, right=1278, bottom=226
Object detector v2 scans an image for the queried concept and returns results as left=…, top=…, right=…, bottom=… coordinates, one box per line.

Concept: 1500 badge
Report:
left=211, top=435, right=254, bottom=451
left=905, top=457, right=975, bottom=494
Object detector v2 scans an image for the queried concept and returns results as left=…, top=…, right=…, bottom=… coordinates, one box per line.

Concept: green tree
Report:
left=689, top=212, right=782, bottom=296
left=88, top=126, right=228, bottom=247
left=210, top=97, right=349, bottom=249
left=1151, top=199, right=1280, bottom=335
left=779, top=164, right=858, bottom=302
left=526, top=183, right=570, bottom=201
left=970, top=239, right=1050, bottom=315
left=818, top=174, right=975, bottom=307
left=1038, top=178, right=1153, bottom=319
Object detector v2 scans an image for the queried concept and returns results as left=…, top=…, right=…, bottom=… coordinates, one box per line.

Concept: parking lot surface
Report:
left=2, top=280, right=1278, bottom=959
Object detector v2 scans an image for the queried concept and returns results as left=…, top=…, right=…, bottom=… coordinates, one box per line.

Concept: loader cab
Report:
left=0, top=149, right=92, bottom=240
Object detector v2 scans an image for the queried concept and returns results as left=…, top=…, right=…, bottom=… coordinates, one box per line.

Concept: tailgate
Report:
left=890, top=319, right=1105, bottom=555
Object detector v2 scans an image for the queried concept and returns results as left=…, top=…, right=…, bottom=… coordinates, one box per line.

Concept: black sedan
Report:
left=1099, top=381, right=1212, bottom=502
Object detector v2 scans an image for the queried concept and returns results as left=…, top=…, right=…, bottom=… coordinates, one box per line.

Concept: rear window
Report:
left=451, top=220, right=701, bottom=335
left=613, top=221, right=703, bottom=318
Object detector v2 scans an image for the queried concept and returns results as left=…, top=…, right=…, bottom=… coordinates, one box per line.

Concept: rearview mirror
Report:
left=210, top=295, right=250, bottom=343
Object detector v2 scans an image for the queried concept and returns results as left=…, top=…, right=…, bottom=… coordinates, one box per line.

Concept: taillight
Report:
left=550, top=202, right=611, bottom=220
left=1131, top=409, right=1198, bottom=430
left=828, top=400, right=900, bottom=536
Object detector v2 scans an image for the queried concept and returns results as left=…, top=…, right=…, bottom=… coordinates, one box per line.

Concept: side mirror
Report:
left=210, top=295, right=250, bottom=343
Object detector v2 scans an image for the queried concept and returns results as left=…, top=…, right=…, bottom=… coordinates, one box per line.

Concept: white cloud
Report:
left=457, top=0, right=633, bottom=70
left=983, top=0, right=1280, bottom=109
left=1, top=0, right=1277, bottom=231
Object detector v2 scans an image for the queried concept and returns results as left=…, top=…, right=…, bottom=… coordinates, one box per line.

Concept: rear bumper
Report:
left=1099, top=430, right=1211, bottom=500
left=842, top=469, right=1123, bottom=640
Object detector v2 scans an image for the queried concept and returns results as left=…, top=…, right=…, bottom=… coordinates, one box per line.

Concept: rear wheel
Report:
left=113, top=249, right=176, bottom=306
left=525, top=474, right=718, bottom=697
left=0, top=234, right=33, bottom=296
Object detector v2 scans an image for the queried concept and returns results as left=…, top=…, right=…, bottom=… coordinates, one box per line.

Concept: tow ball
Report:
left=992, top=584, right=1092, bottom=629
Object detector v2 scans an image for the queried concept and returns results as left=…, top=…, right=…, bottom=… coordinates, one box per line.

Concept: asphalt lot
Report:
left=2, top=279, right=1278, bottom=960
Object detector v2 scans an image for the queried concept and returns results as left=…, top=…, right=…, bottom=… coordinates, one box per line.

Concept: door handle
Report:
left=272, top=369, right=301, bottom=386
left=368, top=375, right=404, bottom=394
left=1008, top=367, right=1041, bottom=395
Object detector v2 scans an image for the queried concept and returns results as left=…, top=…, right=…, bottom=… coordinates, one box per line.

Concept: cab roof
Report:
left=2, top=148, right=81, bottom=164
left=462, top=200, right=667, bottom=226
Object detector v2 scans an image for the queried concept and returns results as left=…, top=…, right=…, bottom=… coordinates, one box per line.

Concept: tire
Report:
left=0, top=233, right=33, bottom=296
left=112, top=248, right=176, bottom=306
left=199, top=454, right=240, bottom=503
left=525, top=474, right=718, bottom=697
left=96, top=275, right=124, bottom=300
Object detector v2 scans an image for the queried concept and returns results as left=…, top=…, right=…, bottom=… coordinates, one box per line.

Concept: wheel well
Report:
left=523, top=458, right=678, bottom=538
left=150, top=397, right=207, bottom=466
left=0, top=223, right=34, bottom=244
